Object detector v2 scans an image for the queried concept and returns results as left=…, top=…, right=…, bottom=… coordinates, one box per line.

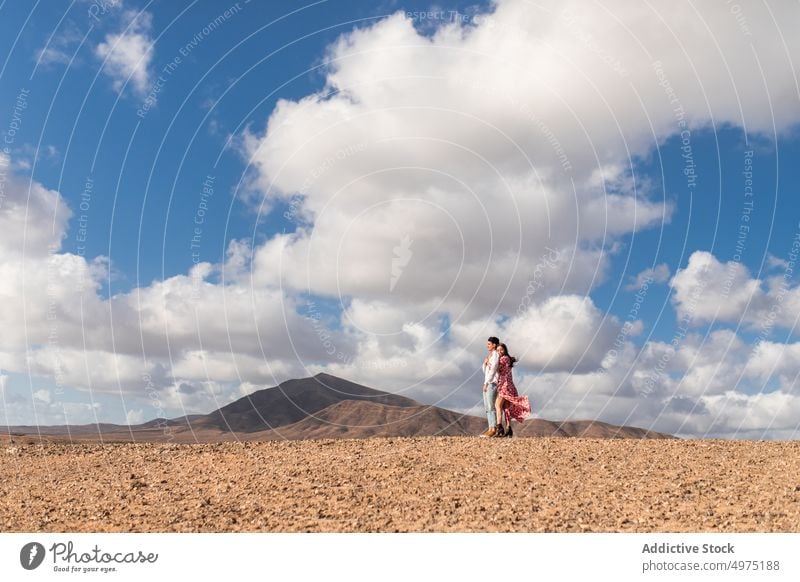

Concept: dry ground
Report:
left=2, top=437, right=799, bottom=532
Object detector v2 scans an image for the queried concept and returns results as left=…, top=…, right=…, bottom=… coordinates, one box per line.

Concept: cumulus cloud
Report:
left=242, top=0, right=800, bottom=325
left=5, top=0, right=800, bottom=438
left=95, top=10, right=155, bottom=96
left=0, top=162, right=326, bottom=417
left=625, top=263, right=670, bottom=291
left=522, top=328, right=800, bottom=438
left=226, top=0, right=800, bottom=437
left=670, top=250, right=800, bottom=331
left=125, top=408, right=145, bottom=424
left=502, top=295, right=623, bottom=373
left=0, top=380, right=103, bottom=427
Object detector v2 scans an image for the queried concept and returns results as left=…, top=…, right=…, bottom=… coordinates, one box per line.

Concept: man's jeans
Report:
left=483, top=382, right=498, bottom=427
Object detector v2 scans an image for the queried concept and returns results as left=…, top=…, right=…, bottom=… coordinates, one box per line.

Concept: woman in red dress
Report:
left=493, top=343, right=531, bottom=437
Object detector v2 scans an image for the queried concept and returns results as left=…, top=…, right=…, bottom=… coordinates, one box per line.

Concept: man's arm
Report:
left=484, top=352, right=499, bottom=384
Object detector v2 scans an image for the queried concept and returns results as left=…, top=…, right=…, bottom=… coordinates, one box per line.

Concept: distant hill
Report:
left=1, top=373, right=673, bottom=442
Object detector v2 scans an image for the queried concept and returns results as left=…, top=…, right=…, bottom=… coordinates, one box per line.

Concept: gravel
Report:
left=2, top=437, right=799, bottom=532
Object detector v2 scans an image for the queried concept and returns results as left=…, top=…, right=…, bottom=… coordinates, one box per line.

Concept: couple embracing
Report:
left=480, top=336, right=531, bottom=438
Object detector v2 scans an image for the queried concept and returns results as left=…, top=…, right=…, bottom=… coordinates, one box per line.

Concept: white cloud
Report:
left=95, top=10, right=154, bottom=97
left=0, top=380, right=103, bottom=427
left=3, top=155, right=800, bottom=437
left=502, top=295, right=622, bottom=373
left=5, top=1, right=800, bottom=438
left=745, top=341, right=800, bottom=385
left=766, top=253, right=789, bottom=271
left=670, top=250, right=800, bottom=331
left=522, top=328, right=800, bottom=438
left=126, top=408, right=145, bottom=424
left=0, top=157, right=334, bottom=417
left=699, top=390, right=800, bottom=439
left=296, top=292, right=627, bottom=413
left=625, top=263, right=670, bottom=291
left=33, top=389, right=51, bottom=404
left=0, top=159, right=71, bottom=262
left=35, top=20, right=84, bottom=68
left=242, top=0, right=800, bottom=325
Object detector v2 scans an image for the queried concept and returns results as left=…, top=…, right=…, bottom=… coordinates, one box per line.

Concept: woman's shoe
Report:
left=493, top=423, right=505, bottom=437
left=504, top=425, right=513, bottom=438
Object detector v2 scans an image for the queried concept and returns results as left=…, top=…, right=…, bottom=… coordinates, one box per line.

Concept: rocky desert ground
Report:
left=2, top=436, right=799, bottom=532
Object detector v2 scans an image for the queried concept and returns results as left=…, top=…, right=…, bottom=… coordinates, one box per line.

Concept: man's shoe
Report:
left=481, top=427, right=497, bottom=438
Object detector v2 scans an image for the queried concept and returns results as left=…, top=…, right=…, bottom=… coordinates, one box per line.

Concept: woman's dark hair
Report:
left=499, top=343, right=517, bottom=368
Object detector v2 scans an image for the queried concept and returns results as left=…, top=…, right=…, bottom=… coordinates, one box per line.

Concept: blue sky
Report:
left=2, top=0, right=800, bottom=438
left=2, top=0, right=397, bottom=285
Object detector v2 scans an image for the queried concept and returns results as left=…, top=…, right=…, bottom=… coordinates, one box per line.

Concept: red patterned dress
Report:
left=496, top=355, right=531, bottom=423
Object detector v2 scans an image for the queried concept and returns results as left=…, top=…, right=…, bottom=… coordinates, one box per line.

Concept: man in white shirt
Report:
left=480, top=336, right=500, bottom=437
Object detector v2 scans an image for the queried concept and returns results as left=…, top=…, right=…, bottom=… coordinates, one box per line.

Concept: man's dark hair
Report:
left=487, top=336, right=500, bottom=346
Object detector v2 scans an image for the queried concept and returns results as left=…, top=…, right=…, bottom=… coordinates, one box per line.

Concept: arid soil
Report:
left=2, top=437, right=799, bottom=532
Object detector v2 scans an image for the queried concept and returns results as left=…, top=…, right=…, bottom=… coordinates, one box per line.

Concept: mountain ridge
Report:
left=1, top=373, right=674, bottom=441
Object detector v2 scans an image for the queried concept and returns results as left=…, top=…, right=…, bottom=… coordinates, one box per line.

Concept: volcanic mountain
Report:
left=2, top=373, right=673, bottom=442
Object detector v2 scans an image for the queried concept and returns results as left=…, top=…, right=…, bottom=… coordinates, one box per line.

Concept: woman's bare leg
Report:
left=494, top=395, right=505, bottom=429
